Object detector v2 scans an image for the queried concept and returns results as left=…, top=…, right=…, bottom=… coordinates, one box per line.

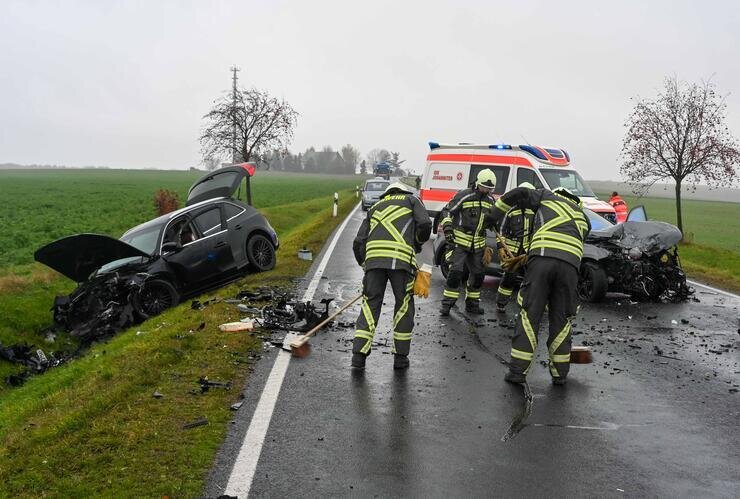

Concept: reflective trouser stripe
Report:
left=466, top=289, right=480, bottom=300
left=498, top=286, right=513, bottom=296
left=511, top=348, right=534, bottom=361
left=516, top=291, right=523, bottom=306
left=548, top=321, right=572, bottom=378
left=518, top=308, right=538, bottom=374
left=551, top=353, right=571, bottom=363
left=443, top=289, right=460, bottom=298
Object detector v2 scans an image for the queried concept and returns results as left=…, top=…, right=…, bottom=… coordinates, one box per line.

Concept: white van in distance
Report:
left=419, top=142, right=616, bottom=227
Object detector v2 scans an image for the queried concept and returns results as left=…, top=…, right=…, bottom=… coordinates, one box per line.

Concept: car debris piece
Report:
left=182, top=418, right=209, bottom=429
left=230, top=401, right=244, bottom=411
left=199, top=377, right=232, bottom=393
left=1, top=342, right=63, bottom=386
left=219, top=321, right=254, bottom=332
left=153, top=390, right=164, bottom=399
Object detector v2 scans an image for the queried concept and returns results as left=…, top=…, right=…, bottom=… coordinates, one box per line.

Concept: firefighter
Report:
left=439, top=169, right=497, bottom=316
left=488, top=186, right=591, bottom=385
left=351, top=182, right=431, bottom=370
left=608, top=191, right=629, bottom=223
left=495, top=182, right=536, bottom=311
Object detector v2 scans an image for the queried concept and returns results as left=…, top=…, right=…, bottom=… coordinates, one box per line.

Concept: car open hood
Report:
left=34, top=233, right=150, bottom=282
left=187, top=163, right=255, bottom=206
left=588, top=221, right=682, bottom=255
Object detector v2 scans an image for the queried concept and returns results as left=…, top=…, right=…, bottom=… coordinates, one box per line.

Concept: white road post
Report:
left=355, top=185, right=359, bottom=198
left=333, top=192, right=338, bottom=217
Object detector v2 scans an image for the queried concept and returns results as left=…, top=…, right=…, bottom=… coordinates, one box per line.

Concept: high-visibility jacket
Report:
left=353, top=192, right=431, bottom=273
left=609, top=195, right=628, bottom=223
left=490, top=188, right=591, bottom=270
left=439, top=188, right=494, bottom=251
left=499, top=207, right=535, bottom=255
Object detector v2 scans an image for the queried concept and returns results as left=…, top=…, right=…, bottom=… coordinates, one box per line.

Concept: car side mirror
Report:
left=162, top=241, right=182, bottom=253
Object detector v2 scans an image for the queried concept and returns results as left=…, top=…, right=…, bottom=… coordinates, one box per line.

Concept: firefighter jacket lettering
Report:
left=353, top=192, right=432, bottom=273
left=490, top=188, right=591, bottom=269
left=439, top=188, right=494, bottom=251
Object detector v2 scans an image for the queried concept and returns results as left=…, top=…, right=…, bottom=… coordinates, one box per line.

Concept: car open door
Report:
left=627, top=205, right=648, bottom=222
left=187, top=163, right=256, bottom=206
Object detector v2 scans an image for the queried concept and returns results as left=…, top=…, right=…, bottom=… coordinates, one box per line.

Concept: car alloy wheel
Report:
left=247, top=234, right=276, bottom=272
left=135, top=279, right=179, bottom=318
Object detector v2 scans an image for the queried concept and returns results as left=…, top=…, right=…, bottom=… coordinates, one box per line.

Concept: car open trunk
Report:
left=187, top=163, right=256, bottom=206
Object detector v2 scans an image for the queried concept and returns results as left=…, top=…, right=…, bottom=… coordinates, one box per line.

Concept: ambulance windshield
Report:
left=539, top=168, right=595, bottom=198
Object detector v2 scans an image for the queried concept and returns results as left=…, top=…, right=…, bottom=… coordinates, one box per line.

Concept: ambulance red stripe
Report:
left=426, top=153, right=533, bottom=167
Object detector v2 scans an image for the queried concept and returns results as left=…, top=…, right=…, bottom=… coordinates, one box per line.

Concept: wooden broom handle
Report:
left=496, top=234, right=515, bottom=259
left=291, top=294, right=363, bottom=348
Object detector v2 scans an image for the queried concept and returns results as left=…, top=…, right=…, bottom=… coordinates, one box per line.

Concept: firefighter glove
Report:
left=482, top=246, right=494, bottom=265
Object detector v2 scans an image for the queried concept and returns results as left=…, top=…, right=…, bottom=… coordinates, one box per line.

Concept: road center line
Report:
left=224, top=202, right=361, bottom=498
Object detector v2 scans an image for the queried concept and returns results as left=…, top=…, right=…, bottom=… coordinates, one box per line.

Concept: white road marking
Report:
left=224, top=202, right=361, bottom=498
left=686, top=279, right=740, bottom=299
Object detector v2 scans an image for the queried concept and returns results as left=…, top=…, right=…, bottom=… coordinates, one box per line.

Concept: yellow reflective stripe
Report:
left=440, top=216, right=452, bottom=226
left=551, top=353, right=571, bottom=363
left=531, top=231, right=583, bottom=250
left=361, top=299, right=376, bottom=331
left=520, top=309, right=538, bottom=352
left=511, top=348, right=534, bottom=361
left=498, top=286, right=513, bottom=296
left=453, top=230, right=474, bottom=241
left=393, top=332, right=412, bottom=341
left=354, top=330, right=373, bottom=341
left=393, top=290, right=412, bottom=328
left=481, top=201, right=493, bottom=210
left=466, top=290, right=480, bottom=299
left=529, top=240, right=583, bottom=258
left=443, top=289, right=460, bottom=298
left=549, top=321, right=571, bottom=356
left=495, top=198, right=511, bottom=212
left=365, top=251, right=416, bottom=265
left=366, top=240, right=414, bottom=255
left=516, top=291, right=523, bottom=305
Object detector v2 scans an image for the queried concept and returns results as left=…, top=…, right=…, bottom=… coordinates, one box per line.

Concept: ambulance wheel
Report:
left=578, top=261, right=607, bottom=302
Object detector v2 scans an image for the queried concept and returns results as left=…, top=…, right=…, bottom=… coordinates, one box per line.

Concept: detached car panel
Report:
left=34, top=164, right=279, bottom=342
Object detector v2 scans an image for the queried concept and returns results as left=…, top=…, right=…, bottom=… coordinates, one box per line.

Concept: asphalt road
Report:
left=205, top=205, right=740, bottom=498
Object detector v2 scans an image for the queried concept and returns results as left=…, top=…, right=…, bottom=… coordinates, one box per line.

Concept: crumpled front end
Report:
left=53, top=270, right=150, bottom=343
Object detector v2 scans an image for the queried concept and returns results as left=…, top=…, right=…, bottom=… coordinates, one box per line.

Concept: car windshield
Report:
left=120, top=223, right=164, bottom=255
left=365, top=181, right=388, bottom=191
left=539, top=168, right=595, bottom=197
left=584, top=207, right=613, bottom=230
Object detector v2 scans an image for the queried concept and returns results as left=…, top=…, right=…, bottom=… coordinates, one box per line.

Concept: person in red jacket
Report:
left=609, top=191, right=628, bottom=223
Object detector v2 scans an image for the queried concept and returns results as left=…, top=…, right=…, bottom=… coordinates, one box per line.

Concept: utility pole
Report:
left=230, top=65, right=240, bottom=163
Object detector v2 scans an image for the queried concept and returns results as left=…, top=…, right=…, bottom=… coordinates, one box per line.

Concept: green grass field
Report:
left=0, top=168, right=361, bottom=496
left=596, top=191, right=740, bottom=292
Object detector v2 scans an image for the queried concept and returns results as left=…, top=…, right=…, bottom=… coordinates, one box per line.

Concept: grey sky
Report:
left=1, top=0, right=739, bottom=179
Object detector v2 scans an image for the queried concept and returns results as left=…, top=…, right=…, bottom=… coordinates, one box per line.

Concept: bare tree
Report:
left=387, top=151, right=406, bottom=173
left=340, top=144, right=361, bottom=174
left=203, top=156, right=220, bottom=171
left=200, top=87, right=299, bottom=165
left=366, top=148, right=391, bottom=167
left=620, top=76, right=739, bottom=234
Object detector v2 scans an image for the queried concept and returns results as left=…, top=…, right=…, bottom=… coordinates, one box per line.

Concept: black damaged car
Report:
left=34, top=164, right=279, bottom=340
left=432, top=205, right=690, bottom=304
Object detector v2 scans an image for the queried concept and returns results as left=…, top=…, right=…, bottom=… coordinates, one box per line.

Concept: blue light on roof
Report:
left=428, top=141, right=440, bottom=150
left=518, top=145, right=547, bottom=160
left=562, top=149, right=570, bottom=161
left=489, top=144, right=512, bottom=150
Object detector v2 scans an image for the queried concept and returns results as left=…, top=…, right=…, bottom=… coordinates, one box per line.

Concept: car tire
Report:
left=134, top=279, right=179, bottom=319
left=361, top=204, right=368, bottom=211
left=578, top=261, right=608, bottom=302
left=247, top=233, right=276, bottom=272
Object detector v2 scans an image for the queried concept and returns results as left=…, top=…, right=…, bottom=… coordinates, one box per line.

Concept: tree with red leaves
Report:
left=620, top=76, right=739, bottom=235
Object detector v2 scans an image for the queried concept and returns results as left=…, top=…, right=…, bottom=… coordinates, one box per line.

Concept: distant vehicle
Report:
left=373, top=161, right=392, bottom=180
left=432, top=205, right=690, bottom=304
left=419, top=142, right=617, bottom=228
left=361, top=178, right=390, bottom=211
left=34, top=164, right=279, bottom=339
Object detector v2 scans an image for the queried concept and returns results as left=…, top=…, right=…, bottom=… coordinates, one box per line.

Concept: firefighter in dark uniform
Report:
left=439, top=169, right=497, bottom=316
left=488, top=186, right=591, bottom=385
left=495, top=182, right=535, bottom=311
left=351, top=182, right=431, bottom=370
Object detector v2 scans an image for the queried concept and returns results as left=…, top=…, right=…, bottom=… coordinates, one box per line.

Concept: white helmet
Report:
left=475, top=169, right=497, bottom=190
left=518, top=181, right=535, bottom=190
left=383, top=182, right=414, bottom=196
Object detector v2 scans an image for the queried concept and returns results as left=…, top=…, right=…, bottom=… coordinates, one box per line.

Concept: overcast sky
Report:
left=1, top=0, right=739, bottom=179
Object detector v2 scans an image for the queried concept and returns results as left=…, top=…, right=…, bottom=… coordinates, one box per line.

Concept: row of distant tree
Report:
left=204, top=146, right=407, bottom=176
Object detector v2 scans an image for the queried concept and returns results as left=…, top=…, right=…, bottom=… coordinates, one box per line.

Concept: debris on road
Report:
left=199, top=377, right=232, bottom=393
left=219, top=321, right=255, bottom=332
left=182, top=418, right=209, bottom=429
left=0, top=342, right=63, bottom=386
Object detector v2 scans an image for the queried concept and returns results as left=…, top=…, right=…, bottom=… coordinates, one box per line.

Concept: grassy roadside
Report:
left=595, top=191, right=740, bottom=293
left=0, top=192, right=358, bottom=497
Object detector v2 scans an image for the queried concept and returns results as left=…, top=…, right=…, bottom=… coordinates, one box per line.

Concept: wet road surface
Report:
left=206, top=206, right=740, bottom=498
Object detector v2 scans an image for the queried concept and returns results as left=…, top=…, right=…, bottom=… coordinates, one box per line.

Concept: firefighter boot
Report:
left=440, top=300, right=454, bottom=316
left=351, top=353, right=367, bottom=369
left=552, top=376, right=567, bottom=386
left=465, top=300, right=484, bottom=315
left=504, top=371, right=526, bottom=384
left=393, top=354, right=410, bottom=370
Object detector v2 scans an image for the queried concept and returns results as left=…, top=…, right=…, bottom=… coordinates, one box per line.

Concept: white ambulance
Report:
left=419, top=142, right=616, bottom=227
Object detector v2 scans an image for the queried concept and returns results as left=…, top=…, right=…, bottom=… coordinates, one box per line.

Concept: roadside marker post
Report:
left=355, top=185, right=359, bottom=198
left=333, top=192, right=338, bottom=217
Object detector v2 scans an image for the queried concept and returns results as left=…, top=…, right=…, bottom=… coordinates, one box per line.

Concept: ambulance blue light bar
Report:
left=489, top=144, right=512, bottom=150
left=428, top=141, right=440, bottom=150
left=518, top=145, right=547, bottom=160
